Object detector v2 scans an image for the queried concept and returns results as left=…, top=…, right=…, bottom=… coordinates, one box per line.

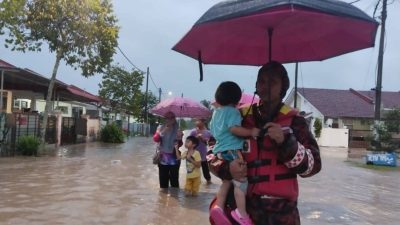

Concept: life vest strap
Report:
left=248, top=173, right=296, bottom=184
left=248, top=175, right=269, bottom=184
left=275, top=173, right=297, bottom=181
left=247, top=159, right=272, bottom=168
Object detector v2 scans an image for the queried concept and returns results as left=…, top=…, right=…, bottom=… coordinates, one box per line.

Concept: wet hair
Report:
left=257, top=61, right=290, bottom=99
left=215, top=81, right=242, bottom=106
left=186, top=135, right=199, bottom=148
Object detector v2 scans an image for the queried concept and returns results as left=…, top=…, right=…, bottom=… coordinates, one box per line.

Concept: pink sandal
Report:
left=210, top=206, right=232, bottom=225
left=231, top=208, right=253, bottom=225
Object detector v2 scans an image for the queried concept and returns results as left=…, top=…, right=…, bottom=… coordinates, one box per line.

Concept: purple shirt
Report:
left=190, top=128, right=212, bottom=161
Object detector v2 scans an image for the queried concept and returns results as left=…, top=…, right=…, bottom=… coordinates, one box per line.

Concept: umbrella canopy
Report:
left=239, top=92, right=260, bottom=107
left=150, top=96, right=211, bottom=118
left=173, top=0, right=378, bottom=66
left=211, top=92, right=260, bottom=108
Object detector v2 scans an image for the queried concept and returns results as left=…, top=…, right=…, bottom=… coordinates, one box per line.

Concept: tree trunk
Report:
left=39, top=50, right=62, bottom=153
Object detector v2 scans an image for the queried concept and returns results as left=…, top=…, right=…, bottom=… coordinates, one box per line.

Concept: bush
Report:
left=17, top=135, right=41, bottom=156
left=313, top=118, right=322, bottom=138
left=370, top=123, right=397, bottom=152
left=101, top=123, right=125, bottom=143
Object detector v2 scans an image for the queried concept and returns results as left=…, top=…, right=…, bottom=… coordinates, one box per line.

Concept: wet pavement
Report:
left=0, top=137, right=399, bottom=225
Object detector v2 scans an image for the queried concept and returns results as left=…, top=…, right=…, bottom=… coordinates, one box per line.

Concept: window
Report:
left=55, top=106, right=69, bottom=114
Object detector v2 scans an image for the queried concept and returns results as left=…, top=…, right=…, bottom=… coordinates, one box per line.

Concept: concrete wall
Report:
left=318, top=128, right=349, bottom=148
left=87, top=118, right=100, bottom=141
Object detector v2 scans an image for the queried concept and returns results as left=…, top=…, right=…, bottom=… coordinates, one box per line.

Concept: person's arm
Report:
left=175, top=130, right=183, bottom=149
left=268, top=116, right=321, bottom=177
left=188, top=152, right=201, bottom=168
left=175, top=147, right=182, bottom=160
left=228, top=108, right=260, bottom=138
left=230, top=126, right=259, bottom=138
left=153, top=126, right=162, bottom=142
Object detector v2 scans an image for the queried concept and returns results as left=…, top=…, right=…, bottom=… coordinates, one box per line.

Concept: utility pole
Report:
left=144, top=67, right=149, bottom=136
left=158, top=88, right=162, bottom=102
left=374, top=0, right=387, bottom=147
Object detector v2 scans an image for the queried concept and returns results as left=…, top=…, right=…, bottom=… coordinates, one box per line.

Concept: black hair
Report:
left=208, top=136, right=216, bottom=145
left=257, top=61, right=290, bottom=99
left=186, top=135, right=199, bottom=148
left=215, top=81, right=242, bottom=106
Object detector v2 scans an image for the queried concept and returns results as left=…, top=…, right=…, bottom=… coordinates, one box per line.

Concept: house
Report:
left=0, top=59, right=104, bottom=154
left=285, top=88, right=400, bottom=148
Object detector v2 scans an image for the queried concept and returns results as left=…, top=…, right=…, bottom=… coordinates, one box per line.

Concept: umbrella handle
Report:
left=198, top=51, right=204, bottom=81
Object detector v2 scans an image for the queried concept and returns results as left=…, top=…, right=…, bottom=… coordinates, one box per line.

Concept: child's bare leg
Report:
left=230, top=158, right=249, bottom=216
left=233, top=179, right=248, bottom=216
left=216, top=180, right=231, bottom=208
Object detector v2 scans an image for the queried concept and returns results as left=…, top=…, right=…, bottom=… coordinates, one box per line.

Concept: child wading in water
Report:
left=176, top=135, right=202, bottom=196
left=210, top=81, right=259, bottom=225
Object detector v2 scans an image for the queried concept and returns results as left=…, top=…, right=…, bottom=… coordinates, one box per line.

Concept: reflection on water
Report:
left=0, top=138, right=399, bottom=225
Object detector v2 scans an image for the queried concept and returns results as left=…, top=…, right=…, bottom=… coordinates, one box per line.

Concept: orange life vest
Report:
left=241, top=104, right=299, bottom=201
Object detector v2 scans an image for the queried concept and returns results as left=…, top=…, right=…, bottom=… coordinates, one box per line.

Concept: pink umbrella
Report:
left=239, top=93, right=260, bottom=107
left=211, top=93, right=260, bottom=108
left=150, top=96, right=211, bottom=118
left=173, top=0, right=378, bottom=81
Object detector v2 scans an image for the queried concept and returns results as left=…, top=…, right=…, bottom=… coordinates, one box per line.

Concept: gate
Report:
left=349, top=129, right=371, bottom=148
left=61, top=117, right=87, bottom=145
left=4, top=113, right=56, bottom=156
left=61, top=117, right=76, bottom=145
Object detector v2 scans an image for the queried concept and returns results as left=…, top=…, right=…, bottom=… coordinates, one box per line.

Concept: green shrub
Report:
left=370, top=123, right=397, bottom=152
left=17, top=135, right=41, bottom=156
left=313, top=118, right=322, bottom=138
left=101, top=123, right=125, bottom=143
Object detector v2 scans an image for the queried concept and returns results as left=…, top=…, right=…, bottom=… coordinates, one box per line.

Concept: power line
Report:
left=117, top=45, right=163, bottom=93
left=117, top=46, right=144, bottom=73
left=148, top=72, right=159, bottom=90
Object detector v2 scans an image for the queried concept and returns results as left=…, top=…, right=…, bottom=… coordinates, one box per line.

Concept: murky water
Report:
left=0, top=138, right=399, bottom=225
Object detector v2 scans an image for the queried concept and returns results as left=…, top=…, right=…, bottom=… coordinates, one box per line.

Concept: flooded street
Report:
left=0, top=137, right=399, bottom=225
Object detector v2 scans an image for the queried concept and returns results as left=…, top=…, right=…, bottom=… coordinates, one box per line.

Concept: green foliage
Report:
left=1, top=0, right=119, bottom=147
left=17, top=135, right=41, bottom=156
left=138, top=91, right=159, bottom=124
left=1, top=0, right=119, bottom=76
left=384, top=108, right=400, bottom=133
left=371, top=123, right=397, bottom=151
left=313, top=118, right=322, bottom=138
left=179, top=119, right=187, bottom=130
left=99, top=65, right=144, bottom=118
left=100, top=123, right=125, bottom=143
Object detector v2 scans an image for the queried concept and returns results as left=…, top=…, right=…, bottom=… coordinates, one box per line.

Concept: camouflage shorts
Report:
left=247, top=196, right=300, bottom=225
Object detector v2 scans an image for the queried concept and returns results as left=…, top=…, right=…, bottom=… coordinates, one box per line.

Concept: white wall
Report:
left=36, top=100, right=87, bottom=117
left=286, top=91, right=325, bottom=135
left=318, top=128, right=349, bottom=148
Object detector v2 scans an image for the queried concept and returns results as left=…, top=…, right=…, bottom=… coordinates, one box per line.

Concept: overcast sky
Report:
left=0, top=0, right=399, bottom=102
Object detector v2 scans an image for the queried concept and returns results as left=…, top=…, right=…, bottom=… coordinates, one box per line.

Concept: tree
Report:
left=99, top=65, right=144, bottom=118
left=384, top=108, right=400, bottom=133
left=138, top=91, right=158, bottom=124
left=313, top=118, right=322, bottom=138
left=0, top=0, right=119, bottom=149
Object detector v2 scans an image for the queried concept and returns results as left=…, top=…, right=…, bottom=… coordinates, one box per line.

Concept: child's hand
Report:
left=251, top=128, right=260, bottom=138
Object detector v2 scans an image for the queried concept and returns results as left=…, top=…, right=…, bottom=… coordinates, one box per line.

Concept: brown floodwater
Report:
left=0, top=138, right=399, bottom=225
